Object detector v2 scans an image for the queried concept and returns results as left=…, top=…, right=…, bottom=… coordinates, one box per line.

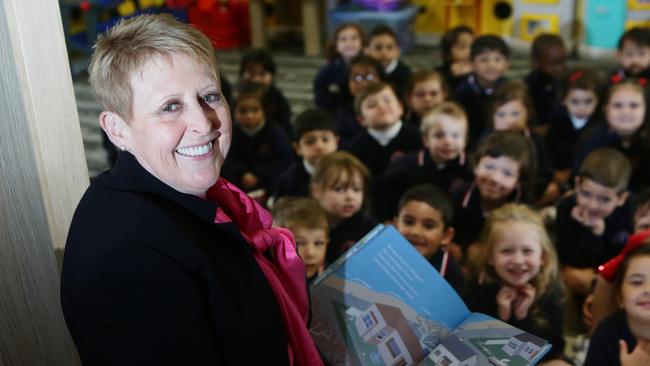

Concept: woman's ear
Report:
left=99, top=111, right=129, bottom=149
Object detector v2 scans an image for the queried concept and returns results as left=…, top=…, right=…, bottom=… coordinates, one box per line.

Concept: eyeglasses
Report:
left=352, top=74, right=377, bottom=83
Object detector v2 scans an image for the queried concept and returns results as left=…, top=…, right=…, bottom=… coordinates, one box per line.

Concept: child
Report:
left=377, top=102, right=469, bottom=221
left=314, top=23, right=364, bottom=112
left=310, top=151, right=378, bottom=264
left=574, top=81, right=649, bottom=193
left=395, top=184, right=464, bottom=292
left=365, top=25, right=412, bottom=102
left=451, top=131, right=533, bottom=260
left=453, top=34, right=510, bottom=149
left=610, top=27, right=650, bottom=84
left=487, top=80, right=557, bottom=206
left=556, top=148, right=634, bottom=297
left=404, top=70, right=449, bottom=128
left=344, top=81, right=422, bottom=180
left=524, top=33, right=567, bottom=129
left=436, top=25, right=474, bottom=92
left=272, top=197, right=330, bottom=284
left=273, top=108, right=339, bottom=200
left=239, top=48, right=292, bottom=137
left=335, top=55, right=385, bottom=144
left=585, top=243, right=650, bottom=366
left=221, top=83, right=294, bottom=199
left=546, top=67, right=601, bottom=190
left=465, top=204, right=569, bottom=364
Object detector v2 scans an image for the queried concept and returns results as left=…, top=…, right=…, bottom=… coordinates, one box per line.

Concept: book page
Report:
left=421, top=313, right=551, bottom=366
left=310, top=225, right=470, bottom=365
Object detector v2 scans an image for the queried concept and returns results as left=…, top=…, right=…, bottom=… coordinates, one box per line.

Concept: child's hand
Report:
left=242, top=172, right=259, bottom=190
left=513, top=284, right=536, bottom=321
left=496, top=286, right=517, bottom=321
left=619, top=338, right=650, bottom=366
left=571, top=206, right=606, bottom=236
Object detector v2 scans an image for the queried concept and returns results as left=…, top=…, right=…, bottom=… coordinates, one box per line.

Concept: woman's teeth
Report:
left=176, top=141, right=212, bottom=157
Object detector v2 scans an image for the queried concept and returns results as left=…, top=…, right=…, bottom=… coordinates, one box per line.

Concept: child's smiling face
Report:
left=619, top=255, right=650, bottom=323
left=360, top=87, right=404, bottom=131
left=488, top=222, right=544, bottom=288
left=396, top=200, right=453, bottom=260
left=474, top=155, right=520, bottom=204
left=605, top=86, right=646, bottom=138
left=423, top=115, right=467, bottom=163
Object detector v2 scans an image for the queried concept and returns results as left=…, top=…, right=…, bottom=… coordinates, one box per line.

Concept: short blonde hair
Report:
left=474, top=204, right=560, bottom=299
left=88, top=14, right=219, bottom=119
left=272, top=197, right=329, bottom=233
left=420, top=101, right=468, bottom=136
left=311, top=151, right=371, bottom=194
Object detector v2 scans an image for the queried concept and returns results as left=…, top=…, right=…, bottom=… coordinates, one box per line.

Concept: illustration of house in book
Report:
left=502, top=333, right=546, bottom=363
left=353, top=303, right=425, bottom=366
left=428, top=335, right=477, bottom=366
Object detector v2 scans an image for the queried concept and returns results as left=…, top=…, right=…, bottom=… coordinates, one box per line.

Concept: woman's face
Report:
left=120, top=53, right=231, bottom=197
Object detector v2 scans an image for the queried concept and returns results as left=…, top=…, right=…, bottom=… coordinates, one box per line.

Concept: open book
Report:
left=309, top=224, right=551, bottom=366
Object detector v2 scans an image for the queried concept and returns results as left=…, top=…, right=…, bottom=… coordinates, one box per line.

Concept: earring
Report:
left=119, top=145, right=127, bottom=152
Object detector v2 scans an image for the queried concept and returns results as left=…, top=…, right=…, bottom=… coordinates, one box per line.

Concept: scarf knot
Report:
left=206, top=178, right=323, bottom=366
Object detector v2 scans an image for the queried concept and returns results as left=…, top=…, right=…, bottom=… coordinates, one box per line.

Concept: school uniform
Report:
left=573, top=123, right=650, bottom=194
left=326, top=211, right=379, bottom=265
left=451, top=182, right=523, bottom=253
left=453, top=74, right=506, bottom=150
left=375, top=150, right=469, bottom=221
left=584, top=310, right=636, bottom=366
left=344, top=121, right=422, bottom=179
left=403, top=110, right=422, bottom=129
left=524, top=69, right=561, bottom=126
left=429, top=248, right=464, bottom=293
left=313, top=58, right=347, bottom=112
left=263, top=85, right=293, bottom=138
left=464, top=280, right=566, bottom=363
left=385, top=59, right=412, bottom=102
left=222, top=121, right=294, bottom=194
left=546, top=106, right=597, bottom=170
left=335, top=105, right=363, bottom=147
left=436, top=63, right=469, bottom=93
left=272, top=160, right=312, bottom=199
left=555, top=193, right=634, bottom=268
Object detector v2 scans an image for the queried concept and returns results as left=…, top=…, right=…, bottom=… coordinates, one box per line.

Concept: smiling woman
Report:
left=60, top=14, right=322, bottom=365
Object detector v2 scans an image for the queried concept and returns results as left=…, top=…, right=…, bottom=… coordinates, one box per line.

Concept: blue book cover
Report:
left=309, top=224, right=551, bottom=366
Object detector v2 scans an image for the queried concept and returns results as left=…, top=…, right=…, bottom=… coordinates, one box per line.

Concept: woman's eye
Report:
left=162, top=102, right=181, bottom=112
left=202, top=93, right=221, bottom=104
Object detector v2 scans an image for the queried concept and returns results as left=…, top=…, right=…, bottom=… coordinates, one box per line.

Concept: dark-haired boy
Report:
left=272, top=108, right=339, bottom=200
left=453, top=34, right=510, bottom=148
left=395, top=184, right=464, bottom=292
left=524, top=34, right=567, bottom=129
left=555, top=148, right=634, bottom=296
left=610, top=26, right=650, bottom=83
left=365, top=25, right=412, bottom=101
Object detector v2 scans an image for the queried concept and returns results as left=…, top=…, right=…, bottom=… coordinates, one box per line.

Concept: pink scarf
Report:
left=207, top=178, right=323, bottom=366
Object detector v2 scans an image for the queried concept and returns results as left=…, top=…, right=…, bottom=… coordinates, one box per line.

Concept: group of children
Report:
left=102, top=21, right=650, bottom=365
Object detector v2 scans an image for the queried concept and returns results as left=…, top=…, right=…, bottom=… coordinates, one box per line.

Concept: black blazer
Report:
left=61, top=153, right=289, bottom=365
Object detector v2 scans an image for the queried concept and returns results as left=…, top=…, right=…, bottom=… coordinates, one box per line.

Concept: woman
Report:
left=60, top=14, right=321, bottom=365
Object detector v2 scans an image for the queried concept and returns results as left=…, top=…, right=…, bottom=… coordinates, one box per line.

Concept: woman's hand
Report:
left=496, top=286, right=517, bottom=321
left=620, top=338, right=650, bottom=366
left=513, top=284, right=536, bottom=321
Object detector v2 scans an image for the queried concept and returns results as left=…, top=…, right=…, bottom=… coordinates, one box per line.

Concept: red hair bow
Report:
left=569, top=70, right=583, bottom=82
left=598, top=229, right=650, bottom=282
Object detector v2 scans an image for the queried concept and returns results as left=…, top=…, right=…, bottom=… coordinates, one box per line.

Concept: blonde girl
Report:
left=310, top=151, right=378, bottom=264
left=465, top=204, right=569, bottom=364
